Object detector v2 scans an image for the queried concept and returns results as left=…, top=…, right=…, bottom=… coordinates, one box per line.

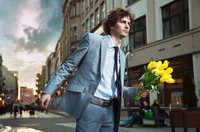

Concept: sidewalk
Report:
left=0, top=123, right=3, bottom=131
left=48, top=110, right=196, bottom=132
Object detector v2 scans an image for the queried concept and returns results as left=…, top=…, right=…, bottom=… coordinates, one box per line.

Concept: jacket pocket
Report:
left=67, top=84, right=86, bottom=93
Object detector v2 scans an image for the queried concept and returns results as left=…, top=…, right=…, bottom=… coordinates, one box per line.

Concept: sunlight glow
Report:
left=15, top=1, right=42, bottom=39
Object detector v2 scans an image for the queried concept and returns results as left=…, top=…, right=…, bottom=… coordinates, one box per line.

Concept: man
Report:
left=152, top=99, right=170, bottom=118
left=40, top=8, right=149, bottom=132
left=18, top=100, right=24, bottom=117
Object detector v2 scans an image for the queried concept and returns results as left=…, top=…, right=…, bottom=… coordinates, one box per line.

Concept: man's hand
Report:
left=40, top=93, right=51, bottom=110
left=139, top=89, right=149, bottom=98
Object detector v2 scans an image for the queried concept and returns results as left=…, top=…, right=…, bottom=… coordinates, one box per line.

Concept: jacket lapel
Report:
left=100, top=36, right=109, bottom=76
left=119, top=49, right=125, bottom=90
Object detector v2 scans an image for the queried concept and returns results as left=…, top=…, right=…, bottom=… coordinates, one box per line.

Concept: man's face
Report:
left=110, top=16, right=131, bottom=39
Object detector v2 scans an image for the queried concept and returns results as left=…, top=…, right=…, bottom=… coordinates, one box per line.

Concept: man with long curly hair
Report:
left=40, top=8, right=149, bottom=132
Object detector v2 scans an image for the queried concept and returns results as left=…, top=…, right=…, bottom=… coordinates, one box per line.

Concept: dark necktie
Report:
left=114, top=46, right=121, bottom=102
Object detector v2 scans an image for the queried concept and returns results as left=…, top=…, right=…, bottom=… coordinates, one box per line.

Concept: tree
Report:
left=182, top=72, right=198, bottom=108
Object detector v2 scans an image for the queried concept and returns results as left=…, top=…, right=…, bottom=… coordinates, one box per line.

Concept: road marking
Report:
left=56, top=123, right=76, bottom=128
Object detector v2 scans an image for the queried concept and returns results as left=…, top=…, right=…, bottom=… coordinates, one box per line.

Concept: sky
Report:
left=0, top=0, right=65, bottom=88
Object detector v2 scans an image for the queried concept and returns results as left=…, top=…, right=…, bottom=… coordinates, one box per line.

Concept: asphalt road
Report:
left=0, top=111, right=76, bottom=132
left=0, top=110, right=197, bottom=132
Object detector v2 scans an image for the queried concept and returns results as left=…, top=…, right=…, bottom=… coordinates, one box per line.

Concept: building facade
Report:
left=20, top=86, right=35, bottom=105
left=122, top=0, right=200, bottom=107
left=2, top=66, right=18, bottom=105
left=0, top=54, right=4, bottom=93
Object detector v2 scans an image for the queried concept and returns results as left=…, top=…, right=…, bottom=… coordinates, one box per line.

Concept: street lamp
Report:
left=123, top=44, right=133, bottom=117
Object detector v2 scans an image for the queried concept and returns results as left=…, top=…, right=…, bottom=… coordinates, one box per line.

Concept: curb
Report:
left=48, top=110, right=70, bottom=118
left=0, top=123, right=3, bottom=131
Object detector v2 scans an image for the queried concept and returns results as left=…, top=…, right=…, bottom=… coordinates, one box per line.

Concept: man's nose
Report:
left=125, top=24, right=130, bottom=30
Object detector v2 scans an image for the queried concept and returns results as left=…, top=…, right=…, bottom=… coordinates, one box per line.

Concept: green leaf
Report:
left=139, top=73, right=145, bottom=80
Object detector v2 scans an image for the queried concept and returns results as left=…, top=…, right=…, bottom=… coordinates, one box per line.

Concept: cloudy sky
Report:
left=0, top=0, right=65, bottom=88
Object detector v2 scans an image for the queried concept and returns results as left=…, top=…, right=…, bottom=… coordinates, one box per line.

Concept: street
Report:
left=0, top=111, right=76, bottom=132
left=0, top=110, right=197, bottom=132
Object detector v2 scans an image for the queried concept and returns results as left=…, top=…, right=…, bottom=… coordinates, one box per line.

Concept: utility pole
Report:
left=123, top=44, right=132, bottom=117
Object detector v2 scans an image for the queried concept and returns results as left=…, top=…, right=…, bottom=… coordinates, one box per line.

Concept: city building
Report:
left=35, top=66, right=46, bottom=96
left=122, top=0, right=200, bottom=107
left=0, top=54, right=4, bottom=93
left=2, top=66, right=18, bottom=105
left=20, top=86, right=35, bottom=105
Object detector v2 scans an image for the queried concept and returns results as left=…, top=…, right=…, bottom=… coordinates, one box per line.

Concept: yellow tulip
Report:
left=163, top=60, right=169, bottom=68
left=159, top=70, right=166, bottom=77
left=155, top=61, right=162, bottom=70
left=166, top=67, right=173, bottom=74
left=159, top=60, right=169, bottom=70
left=160, top=74, right=170, bottom=82
left=147, top=61, right=157, bottom=70
left=151, top=69, right=160, bottom=76
left=166, top=78, right=175, bottom=83
left=159, top=64, right=165, bottom=70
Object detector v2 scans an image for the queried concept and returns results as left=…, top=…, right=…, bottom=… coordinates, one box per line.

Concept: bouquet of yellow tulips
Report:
left=135, top=60, right=175, bottom=100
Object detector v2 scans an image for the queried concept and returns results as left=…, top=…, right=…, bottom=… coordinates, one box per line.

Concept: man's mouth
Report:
left=124, top=31, right=128, bottom=34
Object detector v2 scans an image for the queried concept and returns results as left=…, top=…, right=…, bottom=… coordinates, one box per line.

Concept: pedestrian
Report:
left=29, top=103, right=36, bottom=116
left=10, top=100, right=14, bottom=117
left=40, top=7, right=149, bottom=132
left=152, top=99, right=170, bottom=126
left=120, top=100, right=151, bottom=127
left=152, top=99, right=170, bottom=118
left=18, top=100, right=24, bottom=117
left=13, top=101, right=18, bottom=119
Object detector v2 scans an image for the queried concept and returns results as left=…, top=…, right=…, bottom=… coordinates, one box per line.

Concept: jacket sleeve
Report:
left=42, top=32, right=91, bottom=96
left=123, top=86, right=137, bottom=100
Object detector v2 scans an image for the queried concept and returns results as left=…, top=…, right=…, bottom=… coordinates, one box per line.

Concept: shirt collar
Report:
left=107, top=35, right=120, bottom=48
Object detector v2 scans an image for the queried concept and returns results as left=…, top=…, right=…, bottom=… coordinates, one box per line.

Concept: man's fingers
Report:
left=40, top=99, right=45, bottom=108
left=139, top=90, right=150, bottom=98
left=44, top=100, right=50, bottom=109
left=40, top=94, right=51, bottom=109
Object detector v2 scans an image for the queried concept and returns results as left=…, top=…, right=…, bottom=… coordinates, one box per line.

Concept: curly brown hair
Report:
left=102, top=8, right=135, bottom=35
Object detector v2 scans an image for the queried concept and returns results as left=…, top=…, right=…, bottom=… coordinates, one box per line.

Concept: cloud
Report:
left=1, top=0, right=63, bottom=52
left=0, top=0, right=64, bottom=88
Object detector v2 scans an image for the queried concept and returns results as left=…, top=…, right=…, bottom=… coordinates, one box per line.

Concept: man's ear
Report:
left=110, top=27, right=114, bottom=30
left=109, top=24, right=114, bottom=30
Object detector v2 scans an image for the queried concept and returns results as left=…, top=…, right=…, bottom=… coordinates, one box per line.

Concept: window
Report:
left=112, top=0, right=116, bottom=8
left=90, top=14, right=94, bottom=30
left=127, top=0, right=137, bottom=5
left=129, top=16, right=146, bottom=49
left=72, top=4, right=76, bottom=16
left=100, top=2, right=105, bottom=21
left=82, top=23, right=85, bottom=34
left=82, top=0, right=85, bottom=13
left=162, top=0, right=189, bottom=38
left=90, top=1, right=93, bottom=9
left=95, top=8, right=100, bottom=26
left=85, top=0, right=89, bottom=9
left=86, top=19, right=89, bottom=32
left=72, top=27, right=77, bottom=41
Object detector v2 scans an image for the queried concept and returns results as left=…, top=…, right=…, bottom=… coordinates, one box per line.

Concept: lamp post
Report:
left=123, top=44, right=132, bottom=117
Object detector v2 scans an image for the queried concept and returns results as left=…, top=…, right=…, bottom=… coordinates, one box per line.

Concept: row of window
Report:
left=71, top=0, right=189, bottom=49
left=82, top=1, right=105, bottom=34
left=129, top=0, right=189, bottom=49
left=70, top=0, right=105, bottom=41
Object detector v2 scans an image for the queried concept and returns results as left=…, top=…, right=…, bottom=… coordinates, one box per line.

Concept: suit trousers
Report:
left=75, top=102, right=114, bottom=132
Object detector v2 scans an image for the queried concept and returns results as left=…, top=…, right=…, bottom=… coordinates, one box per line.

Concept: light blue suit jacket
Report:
left=43, top=32, right=137, bottom=127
